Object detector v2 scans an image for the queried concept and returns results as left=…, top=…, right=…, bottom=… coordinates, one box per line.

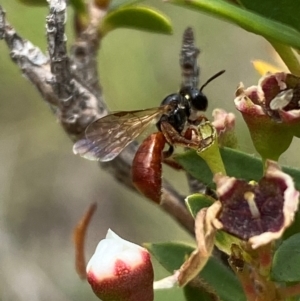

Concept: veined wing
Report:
left=73, top=105, right=172, bottom=162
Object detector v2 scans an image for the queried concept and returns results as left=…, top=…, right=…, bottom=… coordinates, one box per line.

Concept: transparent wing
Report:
left=73, top=106, right=172, bottom=162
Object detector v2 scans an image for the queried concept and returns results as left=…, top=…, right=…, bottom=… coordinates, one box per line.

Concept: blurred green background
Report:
left=1, top=1, right=299, bottom=300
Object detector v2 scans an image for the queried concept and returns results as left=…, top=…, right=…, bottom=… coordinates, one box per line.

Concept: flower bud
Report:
left=212, top=108, right=238, bottom=148
left=86, top=229, right=154, bottom=301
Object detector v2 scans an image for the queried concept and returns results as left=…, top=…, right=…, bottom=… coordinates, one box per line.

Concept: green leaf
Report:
left=184, top=284, right=216, bottom=301
left=168, top=0, right=300, bottom=49
left=146, top=242, right=195, bottom=272
left=176, top=150, right=213, bottom=187
left=100, top=5, right=173, bottom=36
left=185, top=193, right=214, bottom=218
left=271, top=233, right=300, bottom=281
left=146, top=242, right=246, bottom=301
left=283, top=210, right=300, bottom=241
left=238, top=0, right=300, bottom=33
left=174, top=148, right=263, bottom=188
left=175, top=147, right=300, bottom=190
left=220, top=148, right=263, bottom=181
left=267, top=40, right=300, bottom=76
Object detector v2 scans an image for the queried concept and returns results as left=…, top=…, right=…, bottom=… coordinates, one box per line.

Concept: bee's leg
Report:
left=162, top=145, right=183, bottom=170
left=160, top=121, right=199, bottom=149
left=162, top=144, right=174, bottom=159
left=161, top=120, right=214, bottom=153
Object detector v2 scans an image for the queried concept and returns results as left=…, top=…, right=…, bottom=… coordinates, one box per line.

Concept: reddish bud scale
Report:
left=87, top=251, right=154, bottom=301
left=132, top=132, right=166, bottom=204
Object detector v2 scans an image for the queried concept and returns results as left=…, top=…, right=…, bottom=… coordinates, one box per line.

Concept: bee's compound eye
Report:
left=191, top=90, right=208, bottom=111
left=180, top=87, right=208, bottom=111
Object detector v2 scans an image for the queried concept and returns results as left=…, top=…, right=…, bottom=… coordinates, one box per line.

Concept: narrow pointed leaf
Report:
left=101, top=6, right=172, bottom=36
left=168, top=0, right=300, bottom=49
left=238, top=0, right=300, bottom=33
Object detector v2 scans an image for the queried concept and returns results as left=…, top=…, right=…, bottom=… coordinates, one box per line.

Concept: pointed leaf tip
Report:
left=101, top=5, right=173, bottom=36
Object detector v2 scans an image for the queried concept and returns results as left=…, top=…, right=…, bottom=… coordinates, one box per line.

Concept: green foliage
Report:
left=101, top=5, right=173, bottom=35
left=271, top=234, right=300, bottom=282
left=168, top=0, right=300, bottom=49
left=146, top=242, right=246, bottom=301
left=185, top=194, right=214, bottom=217
left=238, top=0, right=300, bottom=33
left=183, top=284, right=216, bottom=301
left=7, top=0, right=300, bottom=300
left=175, top=147, right=300, bottom=190
left=20, top=0, right=172, bottom=36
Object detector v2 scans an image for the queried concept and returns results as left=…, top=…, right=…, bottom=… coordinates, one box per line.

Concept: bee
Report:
left=73, top=27, right=224, bottom=203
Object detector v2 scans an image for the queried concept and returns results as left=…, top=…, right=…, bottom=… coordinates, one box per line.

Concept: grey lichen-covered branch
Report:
left=0, top=1, right=195, bottom=234
left=46, top=0, right=105, bottom=136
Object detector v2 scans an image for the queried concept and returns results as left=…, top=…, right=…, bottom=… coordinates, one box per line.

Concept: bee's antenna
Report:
left=200, top=70, right=226, bottom=92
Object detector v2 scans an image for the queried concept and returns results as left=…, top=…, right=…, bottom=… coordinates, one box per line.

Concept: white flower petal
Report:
left=87, top=229, right=148, bottom=280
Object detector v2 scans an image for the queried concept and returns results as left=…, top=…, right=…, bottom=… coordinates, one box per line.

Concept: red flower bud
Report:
left=86, top=230, right=154, bottom=301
